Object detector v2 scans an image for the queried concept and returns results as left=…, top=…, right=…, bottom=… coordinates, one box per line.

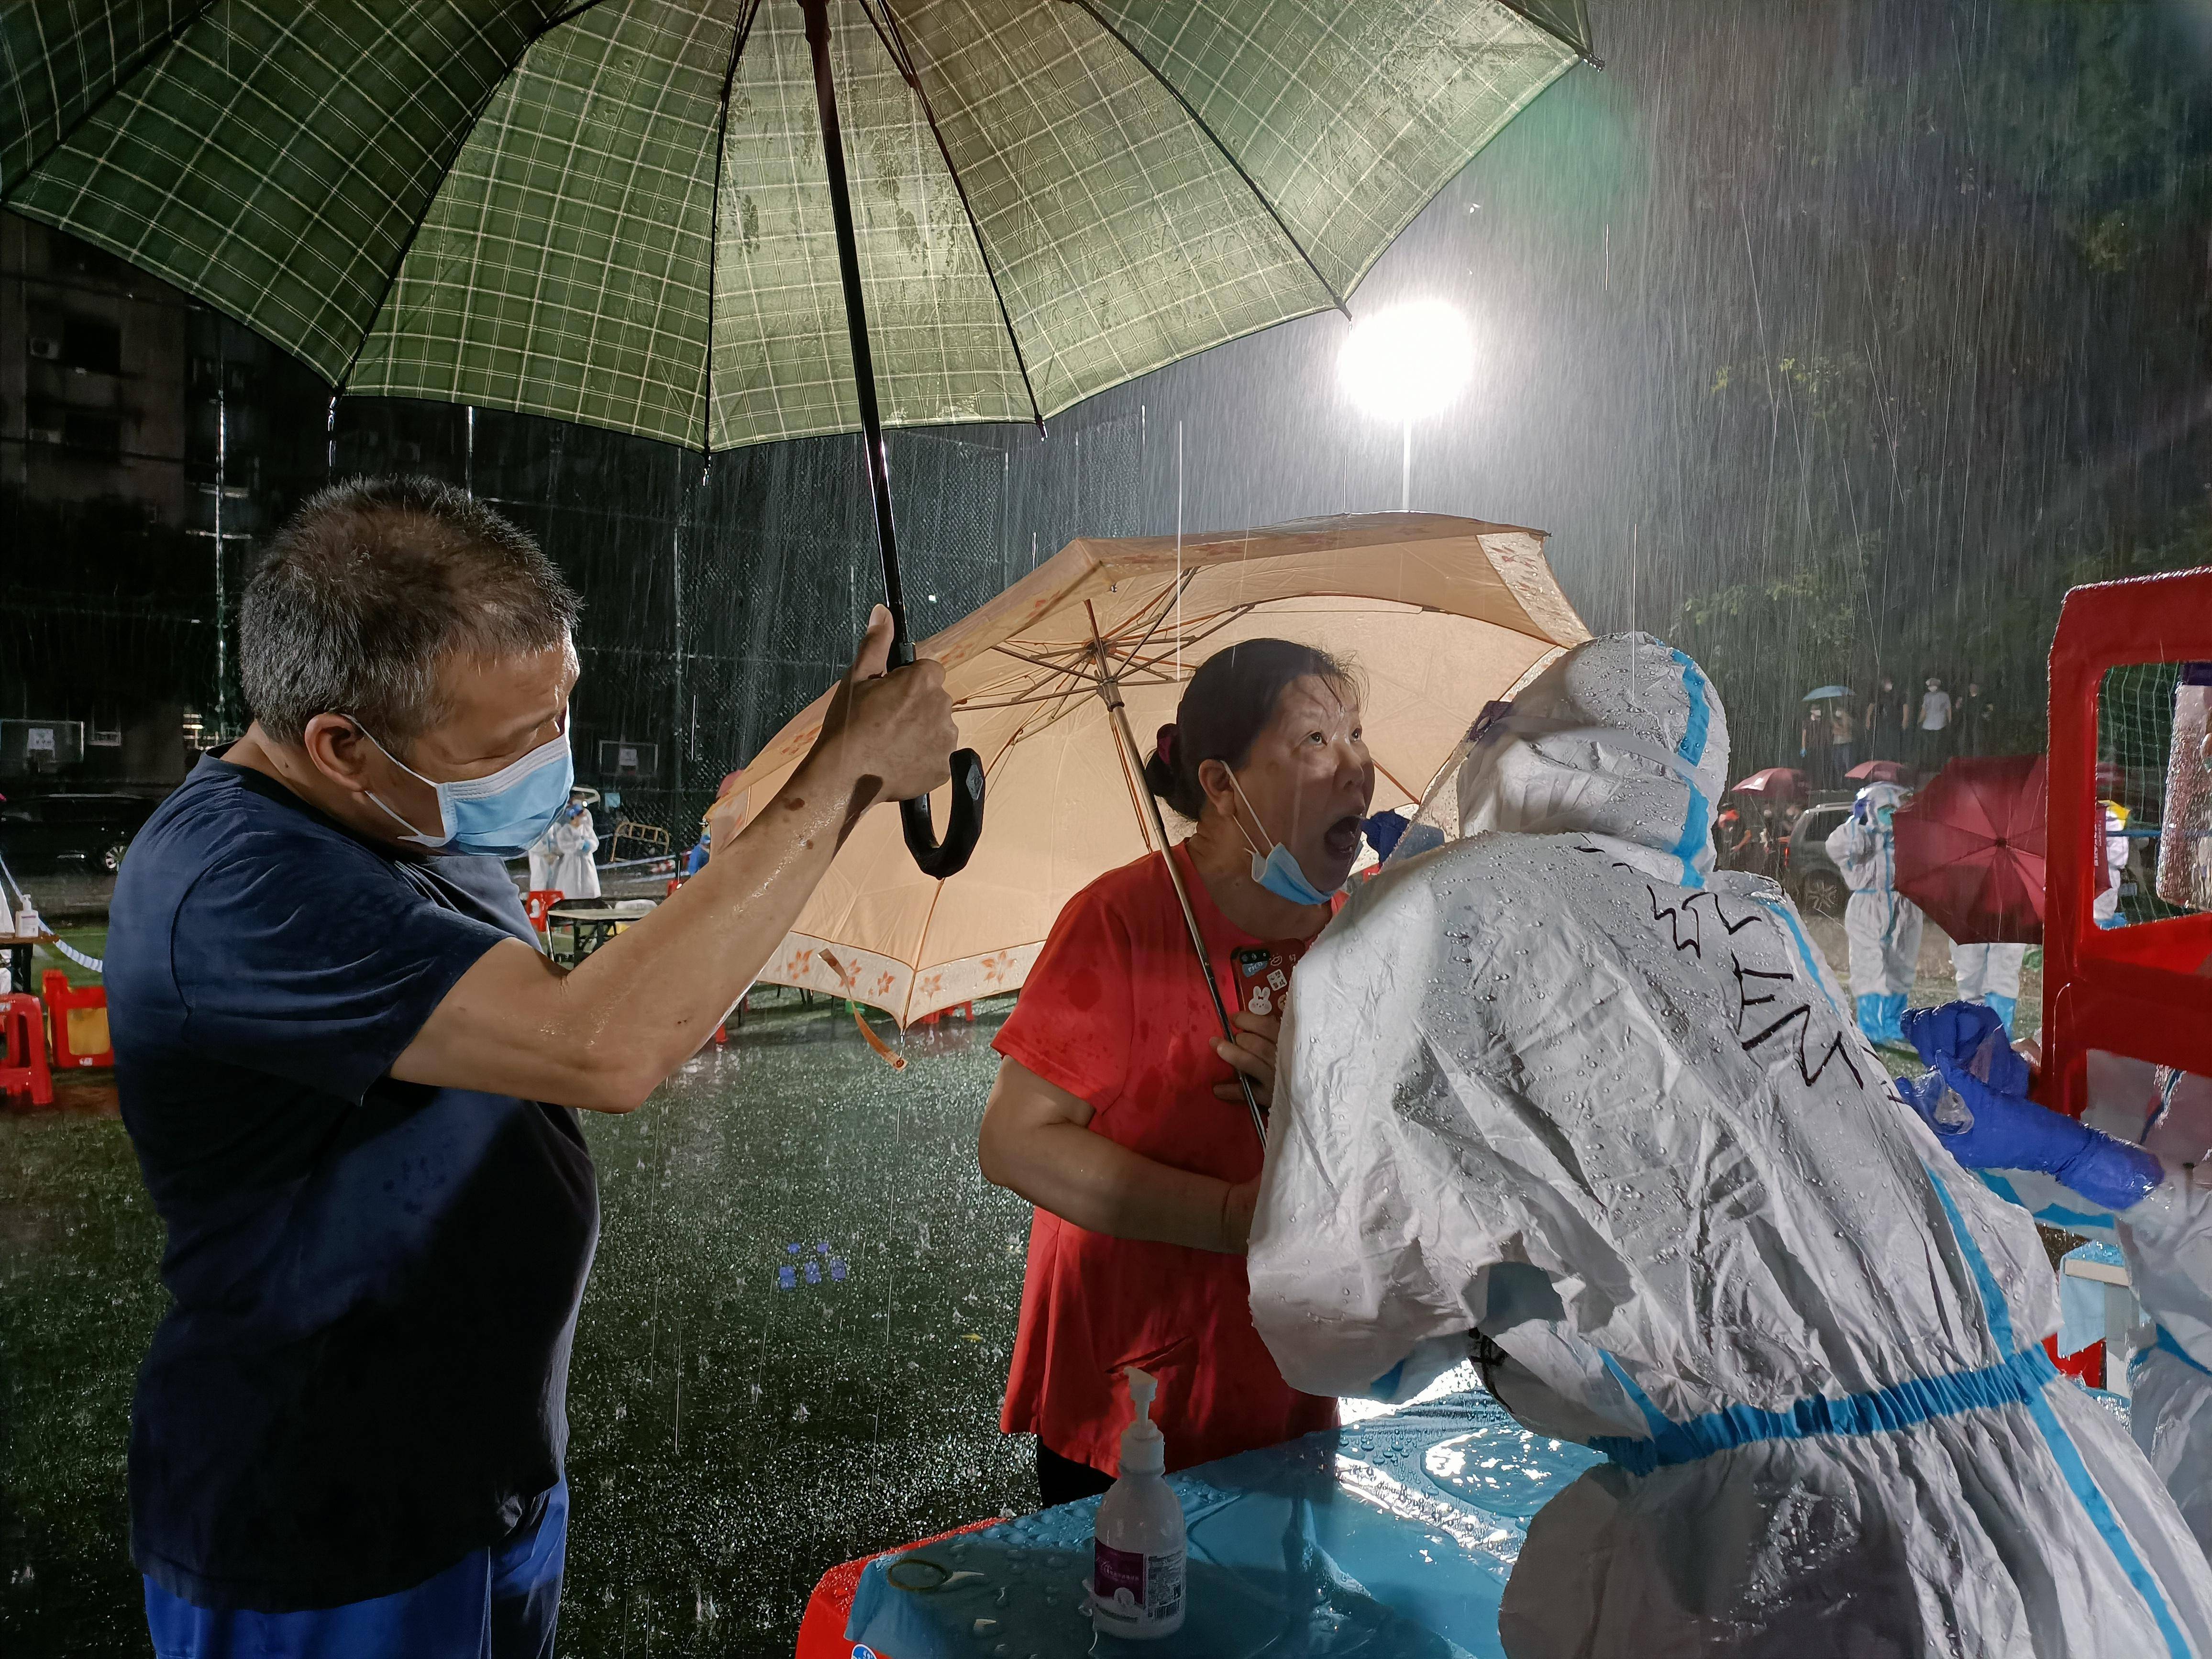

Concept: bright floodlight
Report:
left=1338, top=300, right=1475, bottom=423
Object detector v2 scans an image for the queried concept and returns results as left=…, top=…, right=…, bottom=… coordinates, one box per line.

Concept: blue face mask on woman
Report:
left=1228, top=771, right=1337, bottom=907
left=357, top=720, right=575, bottom=856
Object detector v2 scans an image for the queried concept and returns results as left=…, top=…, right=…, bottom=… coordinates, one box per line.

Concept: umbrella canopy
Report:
left=718, top=512, right=1589, bottom=1024
left=1, top=0, right=1590, bottom=453
left=1730, top=767, right=1806, bottom=798
left=1893, top=755, right=2048, bottom=945
left=1846, top=759, right=1913, bottom=785
left=1803, top=685, right=1853, bottom=701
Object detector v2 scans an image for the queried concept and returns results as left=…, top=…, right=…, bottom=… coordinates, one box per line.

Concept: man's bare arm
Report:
left=391, top=608, right=956, bottom=1112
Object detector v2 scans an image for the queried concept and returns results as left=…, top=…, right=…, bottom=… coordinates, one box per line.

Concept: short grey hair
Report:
left=241, top=476, right=581, bottom=747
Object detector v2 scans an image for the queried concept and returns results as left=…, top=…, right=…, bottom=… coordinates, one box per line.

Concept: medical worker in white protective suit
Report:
left=1250, top=632, right=2212, bottom=1658
left=527, top=792, right=601, bottom=899
left=1826, top=781, right=1923, bottom=1045
left=1950, top=939, right=2029, bottom=1034
left=1902, top=1001, right=2212, bottom=1560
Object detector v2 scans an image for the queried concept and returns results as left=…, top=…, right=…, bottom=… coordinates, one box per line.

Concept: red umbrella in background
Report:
left=1731, top=767, right=1807, bottom=798
left=1847, top=759, right=1915, bottom=785
left=1893, top=755, right=2048, bottom=944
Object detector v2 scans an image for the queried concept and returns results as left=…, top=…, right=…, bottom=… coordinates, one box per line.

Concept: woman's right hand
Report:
left=1215, top=1010, right=1280, bottom=1107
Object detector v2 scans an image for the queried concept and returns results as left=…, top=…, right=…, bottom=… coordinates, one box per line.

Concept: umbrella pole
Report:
left=799, top=0, right=984, bottom=879
left=1089, top=633, right=1269, bottom=1149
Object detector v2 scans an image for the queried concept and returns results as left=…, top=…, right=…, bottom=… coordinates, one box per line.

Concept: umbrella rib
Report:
left=1121, top=570, right=1203, bottom=667
left=331, top=0, right=625, bottom=393
left=698, top=0, right=764, bottom=459
left=1061, top=0, right=1349, bottom=319
left=863, top=0, right=1046, bottom=432
left=987, top=641, right=1103, bottom=678
left=1492, top=1, right=1604, bottom=67
left=1, top=0, right=219, bottom=201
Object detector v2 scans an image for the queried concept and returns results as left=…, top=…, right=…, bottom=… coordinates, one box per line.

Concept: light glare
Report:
left=1338, top=300, right=1475, bottom=422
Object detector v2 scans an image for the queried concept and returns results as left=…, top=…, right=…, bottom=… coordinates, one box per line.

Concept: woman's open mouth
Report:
left=1322, top=816, right=1363, bottom=859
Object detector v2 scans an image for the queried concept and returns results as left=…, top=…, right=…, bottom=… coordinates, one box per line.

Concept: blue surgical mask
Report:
left=1228, top=772, right=1337, bottom=907
left=357, top=721, right=575, bottom=856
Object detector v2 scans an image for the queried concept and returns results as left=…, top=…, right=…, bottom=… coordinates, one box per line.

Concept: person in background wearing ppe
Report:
left=527, top=788, right=600, bottom=900
left=681, top=829, right=711, bottom=878
left=976, top=639, right=1372, bottom=1506
left=2100, top=799, right=2134, bottom=927
left=1902, top=1002, right=2212, bottom=1559
left=1948, top=938, right=2028, bottom=1035
left=103, top=478, right=957, bottom=1658
left=1826, top=781, right=1924, bottom=1045
left=1250, top=631, right=2212, bottom=1657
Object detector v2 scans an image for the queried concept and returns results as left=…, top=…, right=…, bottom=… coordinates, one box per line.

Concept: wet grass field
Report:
left=1, top=993, right=1033, bottom=1658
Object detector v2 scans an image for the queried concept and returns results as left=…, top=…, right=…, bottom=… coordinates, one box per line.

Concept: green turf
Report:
left=0, top=995, right=1031, bottom=1657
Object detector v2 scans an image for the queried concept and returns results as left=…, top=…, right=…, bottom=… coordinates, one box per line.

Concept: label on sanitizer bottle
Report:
left=1093, top=1538, right=1184, bottom=1631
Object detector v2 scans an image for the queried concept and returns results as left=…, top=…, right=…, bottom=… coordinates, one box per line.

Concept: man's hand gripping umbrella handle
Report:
left=892, top=634, right=985, bottom=880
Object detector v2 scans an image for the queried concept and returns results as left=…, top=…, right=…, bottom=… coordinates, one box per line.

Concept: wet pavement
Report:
left=1, top=995, right=1032, bottom=1658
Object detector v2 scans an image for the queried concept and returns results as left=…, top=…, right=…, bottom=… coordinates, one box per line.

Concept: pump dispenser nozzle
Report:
left=1120, top=1365, right=1165, bottom=1476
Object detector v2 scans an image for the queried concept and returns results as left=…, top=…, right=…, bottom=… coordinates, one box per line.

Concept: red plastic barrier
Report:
left=41, top=971, right=111, bottom=1069
left=0, top=993, right=55, bottom=1109
left=2044, top=1334, right=2104, bottom=1391
left=2039, top=566, right=2212, bottom=1117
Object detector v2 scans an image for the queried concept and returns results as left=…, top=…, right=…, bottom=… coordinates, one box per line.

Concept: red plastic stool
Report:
left=42, top=971, right=112, bottom=1069
left=523, top=890, right=562, bottom=935
left=0, top=993, right=55, bottom=1109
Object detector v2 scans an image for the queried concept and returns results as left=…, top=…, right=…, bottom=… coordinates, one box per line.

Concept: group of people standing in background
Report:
left=1799, top=674, right=2000, bottom=787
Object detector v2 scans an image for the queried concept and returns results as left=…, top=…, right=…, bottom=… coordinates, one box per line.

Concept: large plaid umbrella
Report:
left=2, top=0, right=1589, bottom=870
left=1, top=0, right=1588, bottom=453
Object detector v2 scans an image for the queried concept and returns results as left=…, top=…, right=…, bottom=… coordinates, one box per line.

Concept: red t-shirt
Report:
left=993, top=842, right=1338, bottom=1475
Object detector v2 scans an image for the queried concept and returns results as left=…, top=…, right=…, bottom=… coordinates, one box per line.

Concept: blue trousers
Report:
left=145, top=1481, right=567, bottom=1659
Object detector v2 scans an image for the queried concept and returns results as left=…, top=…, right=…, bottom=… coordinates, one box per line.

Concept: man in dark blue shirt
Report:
left=106, top=477, right=956, bottom=1656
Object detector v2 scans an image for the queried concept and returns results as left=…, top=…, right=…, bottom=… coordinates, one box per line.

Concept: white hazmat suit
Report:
left=1950, top=940, right=2028, bottom=1034
left=527, top=802, right=600, bottom=899
left=1251, top=633, right=2212, bottom=1657
left=1825, top=781, right=1923, bottom=1045
left=1927, top=1039, right=2212, bottom=1563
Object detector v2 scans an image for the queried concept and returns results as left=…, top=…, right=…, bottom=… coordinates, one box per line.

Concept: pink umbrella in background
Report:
left=1893, top=755, right=2048, bottom=944
left=1847, top=759, right=1915, bottom=786
left=1731, top=766, right=1807, bottom=798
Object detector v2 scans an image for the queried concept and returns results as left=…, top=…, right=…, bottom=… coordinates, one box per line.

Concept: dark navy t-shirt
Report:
left=106, top=753, right=599, bottom=1611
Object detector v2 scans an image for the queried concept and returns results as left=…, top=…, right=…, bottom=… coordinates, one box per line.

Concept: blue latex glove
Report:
left=1898, top=1062, right=2162, bottom=1212
left=1851, top=796, right=1870, bottom=823
left=1902, top=1001, right=2032, bottom=1098
left=1362, top=811, right=1410, bottom=860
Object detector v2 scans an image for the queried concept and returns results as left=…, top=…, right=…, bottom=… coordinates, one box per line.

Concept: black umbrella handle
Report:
left=802, top=0, right=983, bottom=880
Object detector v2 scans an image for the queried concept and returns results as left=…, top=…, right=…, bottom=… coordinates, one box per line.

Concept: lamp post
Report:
left=1337, top=300, right=1475, bottom=511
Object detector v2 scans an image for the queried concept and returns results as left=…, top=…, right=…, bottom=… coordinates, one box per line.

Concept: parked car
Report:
left=1782, top=799, right=1854, bottom=917
left=0, top=791, right=158, bottom=874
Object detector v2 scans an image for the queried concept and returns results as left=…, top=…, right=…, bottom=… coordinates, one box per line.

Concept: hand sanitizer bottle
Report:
left=1091, top=1365, right=1186, bottom=1639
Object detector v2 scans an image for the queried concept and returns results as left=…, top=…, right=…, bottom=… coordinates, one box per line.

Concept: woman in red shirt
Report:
left=978, top=639, right=1375, bottom=1504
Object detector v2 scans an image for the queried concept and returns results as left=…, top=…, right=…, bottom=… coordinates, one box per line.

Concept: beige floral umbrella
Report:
left=718, top=511, right=1589, bottom=1026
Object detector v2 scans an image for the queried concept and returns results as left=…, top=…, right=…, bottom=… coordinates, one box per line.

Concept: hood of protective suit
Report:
left=1456, top=632, right=1728, bottom=887
left=1858, top=781, right=1908, bottom=823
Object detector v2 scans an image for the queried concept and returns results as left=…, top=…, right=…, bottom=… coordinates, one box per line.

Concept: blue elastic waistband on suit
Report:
left=1590, top=1344, right=2059, bottom=1477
